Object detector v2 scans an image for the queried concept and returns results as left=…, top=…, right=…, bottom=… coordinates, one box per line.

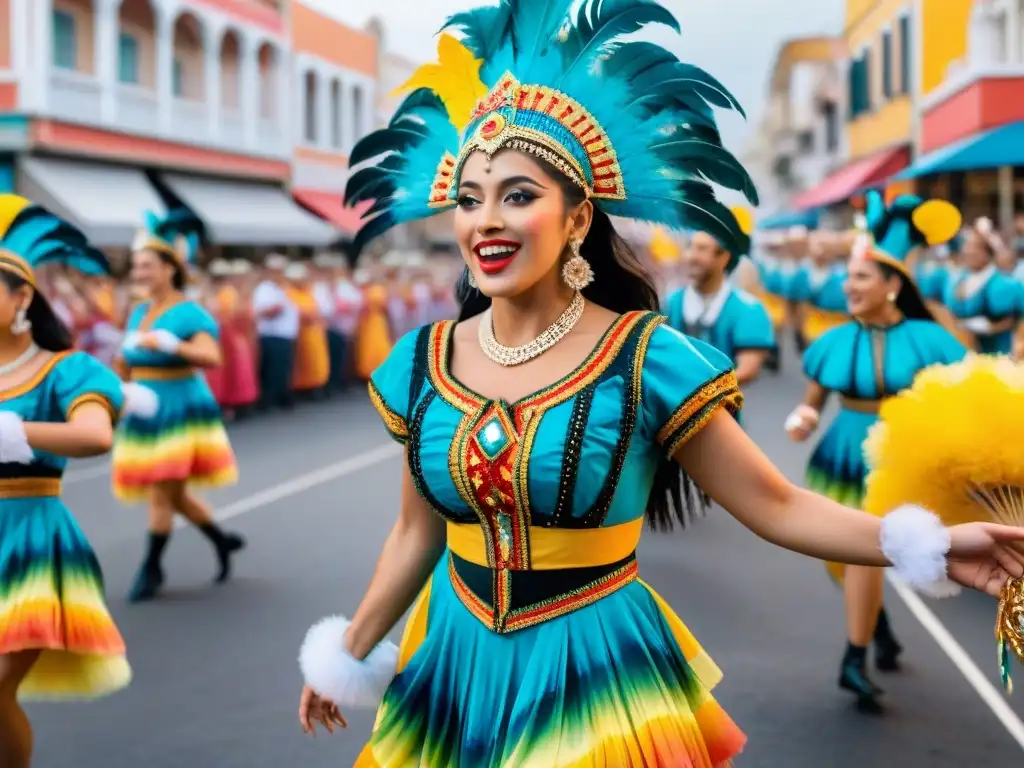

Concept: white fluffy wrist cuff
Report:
left=120, top=382, right=160, bottom=419
left=0, top=410, right=34, bottom=464
left=880, top=505, right=960, bottom=598
left=299, top=616, right=399, bottom=709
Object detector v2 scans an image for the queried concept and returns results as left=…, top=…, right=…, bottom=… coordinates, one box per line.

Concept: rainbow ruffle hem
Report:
left=806, top=408, right=875, bottom=582
left=355, top=555, right=745, bottom=767
left=0, top=496, right=130, bottom=700
left=112, top=374, right=237, bottom=502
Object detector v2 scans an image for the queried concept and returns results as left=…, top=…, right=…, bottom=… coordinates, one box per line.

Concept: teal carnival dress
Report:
left=941, top=265, right=1023, bottom=355
left=663, top=285, right=776, bottom=363
left=111, top=300, right=237, bottom=501
left=357, top=313, right=748, bottom=767
left=0, top=351, right=131, bottom=699
left=802, top=319, right=965, bottom=579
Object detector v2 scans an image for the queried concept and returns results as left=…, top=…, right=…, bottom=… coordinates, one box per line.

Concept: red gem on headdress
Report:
left=479, top=113, right=505, bottom=140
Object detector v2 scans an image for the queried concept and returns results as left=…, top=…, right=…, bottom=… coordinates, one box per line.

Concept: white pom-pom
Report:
left=0, top=410, right=34, bottom=464
left=880, top=505, right=960, bottom=598
left=298, top=616, right=399, bottom=709
left=121, top=382, right=159, bottom=419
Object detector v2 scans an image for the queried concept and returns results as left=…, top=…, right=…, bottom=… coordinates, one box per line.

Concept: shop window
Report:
left=52, top=10, right=76, bottom=70
left=823, top=101, right=839, bottom=152
left=118, top=33, right=139, bottom=85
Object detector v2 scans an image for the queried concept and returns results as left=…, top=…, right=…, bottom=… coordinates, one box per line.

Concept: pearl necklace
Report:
left=0, top=342, right=40, bottom=377
left=478, top=292, right=585, bottom=367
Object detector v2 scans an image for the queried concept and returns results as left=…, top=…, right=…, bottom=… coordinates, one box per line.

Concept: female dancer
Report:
left=296, top=7, right=1023, bottom=764
left=111, top=211, right=243, bottom=603
left=0, top=195, right=154, bottom=767
left=942, top=217, right=1022, bottom=354
left=793, top=230, right=848, bottom=345
left=785, top=190, right=967, bottom=713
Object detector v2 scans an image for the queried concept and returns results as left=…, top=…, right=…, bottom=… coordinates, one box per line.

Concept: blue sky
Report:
left=304, top=0, right=845, bottom=153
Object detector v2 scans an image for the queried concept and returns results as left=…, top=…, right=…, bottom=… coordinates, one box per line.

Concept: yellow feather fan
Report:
left=393, top=34, right=488, bottom=134
left=863, top=354, right=1024, bottom=691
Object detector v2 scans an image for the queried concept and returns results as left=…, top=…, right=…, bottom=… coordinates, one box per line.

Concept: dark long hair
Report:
left=155, top=251, right=187, bottom=292
left=875, top=261, right=934, bottom=322
left=455, top=154, right=704, bottom=531
left=0, top=271, right=74, bottom=351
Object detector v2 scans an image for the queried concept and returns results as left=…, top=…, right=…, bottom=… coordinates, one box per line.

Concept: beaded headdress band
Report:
left=344, top=0, right=758, bottom=257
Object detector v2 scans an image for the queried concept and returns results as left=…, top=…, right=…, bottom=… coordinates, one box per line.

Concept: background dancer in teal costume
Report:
left=785, top=189, right=967, bottom=715
left=942, top=217, right=1023, bottom=355
left=663, top=207, right=775, bottom=392
left=0, top=194, right=157, bottom=768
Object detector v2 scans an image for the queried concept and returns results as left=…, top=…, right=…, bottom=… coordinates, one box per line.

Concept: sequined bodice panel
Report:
left=370, top=312, right=741, bottom=531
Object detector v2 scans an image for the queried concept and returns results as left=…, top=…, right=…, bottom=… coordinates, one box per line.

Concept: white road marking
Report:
left=174, top=441, right=402, bottom=529
left=888, top=572, right=1024, bottom=751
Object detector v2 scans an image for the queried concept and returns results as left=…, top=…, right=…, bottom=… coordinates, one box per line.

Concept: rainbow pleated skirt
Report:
left=354, top=553, right=745, bottom=767
left=111, top=373, right=237, bottom=502
left=0, top=495, right=130, bottom=700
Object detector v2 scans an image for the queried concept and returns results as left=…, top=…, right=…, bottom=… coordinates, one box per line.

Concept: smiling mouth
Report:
left=474, top=241, right=521, bottom=275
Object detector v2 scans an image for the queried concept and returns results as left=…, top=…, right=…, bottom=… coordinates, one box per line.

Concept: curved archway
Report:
left=171, top=9, right=206, bottom=100
left=219, top=27, right=243, bottom=110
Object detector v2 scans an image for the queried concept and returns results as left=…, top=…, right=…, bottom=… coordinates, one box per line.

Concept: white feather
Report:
left=0, top=410, right=34, bottom=464
left=298, top=616, right=399, bottom=709
left=851, top=233, right=872, bottom=259
left=880, top=505, right=960, bottom=598
left=120, top=383, right=159, bottom=419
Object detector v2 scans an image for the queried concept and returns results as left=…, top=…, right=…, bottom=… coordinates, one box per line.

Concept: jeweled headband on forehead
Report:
left=344, top=0, right=758, bottom=257
left=851, top=189, right=961, bottom=280
left=0, top=194, right=109, bottom=287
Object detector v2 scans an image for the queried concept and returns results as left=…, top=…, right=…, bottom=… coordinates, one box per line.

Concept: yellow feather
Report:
left=863, top=355, right=1024, bottom=526
left=729, top=206, right=754, bottom=237
left=392, top=34, right=488, bottom=134
left=0, top=194, right=32, bottom=239
left=649, top=227, right=680, bottom=263
left=911, top=199, right=962, bottom=246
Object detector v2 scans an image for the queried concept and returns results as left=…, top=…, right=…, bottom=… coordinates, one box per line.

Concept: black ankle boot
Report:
left=839, top=643, right=884, bottom=714
left=128, top=532, right=169, bottom=603
left=198, top=523, right=246, bottom=583
left=874, top=608, right=903, bottom=672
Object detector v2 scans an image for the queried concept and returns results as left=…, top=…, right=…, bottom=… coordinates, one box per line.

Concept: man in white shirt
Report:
left=252, top=253, right=299, bottom=409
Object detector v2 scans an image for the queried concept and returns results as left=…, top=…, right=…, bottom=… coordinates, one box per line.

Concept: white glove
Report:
left=122, top=331, right=142, bottom=351
left=148, top=329, right=183, bottom=354
left=784, top=404, right=819, bottom=433
left=0, top=411, right=34, bottom=464
left=962, top=316, right=993, bottom=334
left=120, top=382, right=160, bottom=419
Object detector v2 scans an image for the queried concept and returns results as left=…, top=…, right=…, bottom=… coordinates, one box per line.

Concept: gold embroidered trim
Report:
left=657, top=371, right=743, bottom=456
left=367, top=380, right=409, bottom=442
left=0, top=478, right=61, bottom=498
left=66, top=393, right=118, bottom=423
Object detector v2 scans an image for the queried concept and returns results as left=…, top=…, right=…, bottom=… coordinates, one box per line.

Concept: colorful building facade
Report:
left=0, top=0, right=391, bottom=259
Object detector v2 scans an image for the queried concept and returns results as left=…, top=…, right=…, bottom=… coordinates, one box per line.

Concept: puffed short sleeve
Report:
left=368, top=327, right=424, bottom=444
left=52, top=351, right=125, bottom=424
left=174, top=301, right=220, bottom=341
left=640, top=323, right=743, bottom=457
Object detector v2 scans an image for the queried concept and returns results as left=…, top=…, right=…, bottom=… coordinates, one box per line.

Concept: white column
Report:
left=33, top=0, right=54, bottom=113
left=239, top=35, right=258, bottom=150
left=1007, top=3, right=1021, bottom=62
left=155, top=5, right=174, bottom=134
left=205, top=24, right=222, bottom=139
left=95, top=0, right=119, bottom=124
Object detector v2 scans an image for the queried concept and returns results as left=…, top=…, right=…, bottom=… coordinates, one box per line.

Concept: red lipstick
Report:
left=473, top=239, right=521, bottom=275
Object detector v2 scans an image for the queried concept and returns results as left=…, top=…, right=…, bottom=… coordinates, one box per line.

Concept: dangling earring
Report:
left=886, top=292, right=897, bottom=303
left=11, top=306, right=31, bottom=335
left=466, top=270, right=478, bottom=289
left=561, top=238, right=594, bottom=291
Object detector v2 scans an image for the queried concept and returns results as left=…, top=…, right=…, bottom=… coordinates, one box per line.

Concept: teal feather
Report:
left=349, top=0, right=755, bottom=256
left=865, top=189, right=940, bottom=264
left=0, top=204, right=109, bottom=275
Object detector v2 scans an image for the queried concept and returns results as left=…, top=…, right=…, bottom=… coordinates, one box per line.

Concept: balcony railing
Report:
left=48, top=73, right=289, bottom=160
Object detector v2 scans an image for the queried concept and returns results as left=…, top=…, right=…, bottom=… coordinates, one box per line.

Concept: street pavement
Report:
left=28, top=342, right=1024, bottom=767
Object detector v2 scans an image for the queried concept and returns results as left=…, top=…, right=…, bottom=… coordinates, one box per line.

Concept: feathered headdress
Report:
left=0, top=194, right=109, bottom=287
left=132, top=207, right=203, bottom=266
left=853, top=190, right=961, bottom=278
left=344, top=0, right=757, bottom=257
